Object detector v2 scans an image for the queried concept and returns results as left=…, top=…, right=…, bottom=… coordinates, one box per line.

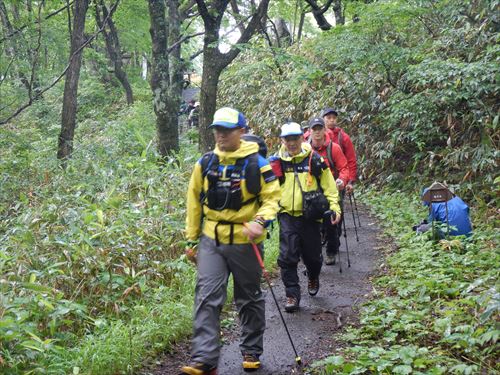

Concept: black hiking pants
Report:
left=277, top=213, right=322, bottom=301
left=323, top=211, right=341, bottom=257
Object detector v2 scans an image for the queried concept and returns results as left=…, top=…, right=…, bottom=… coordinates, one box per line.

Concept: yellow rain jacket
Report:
left=278, top=142, right=341, bottom=217
left=186, top=140, right=280, bottom=244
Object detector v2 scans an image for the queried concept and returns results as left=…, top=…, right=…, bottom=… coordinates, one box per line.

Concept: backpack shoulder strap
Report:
left=242, top=152, right=261, bottom=195
left=337, top=128, right=344, bottom=153
left=200, top=151, right=217, bottom=177
left=326, top=141, right=335, bottom=170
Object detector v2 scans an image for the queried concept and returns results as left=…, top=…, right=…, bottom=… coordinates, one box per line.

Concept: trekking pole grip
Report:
left=243, top=222, right=266, bottom=273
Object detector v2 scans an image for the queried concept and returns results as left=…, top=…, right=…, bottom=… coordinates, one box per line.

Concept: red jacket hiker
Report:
left=308, top=132, right=350, bottom=187
left=327, top=127, right=357, bottom=184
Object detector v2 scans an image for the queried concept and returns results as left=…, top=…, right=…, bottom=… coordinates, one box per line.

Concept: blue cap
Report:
left=321, top=107, right=338, bottom=117
left=309, top=117, right=325, bottom=127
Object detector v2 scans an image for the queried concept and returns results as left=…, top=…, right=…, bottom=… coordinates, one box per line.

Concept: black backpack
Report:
left=241, top=134, right=268, bottom=158
left=199, top=152, right=261, bottom=211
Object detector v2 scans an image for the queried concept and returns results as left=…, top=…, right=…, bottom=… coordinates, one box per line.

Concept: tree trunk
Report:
left=304, top=0, right=333, bottom=31
left=167, top=0, right=183, bottom=125
left=333, top=0, right=344, bottom=26
left=297, top=11, right=305, bottom=42
left=275, top=18, right=292, bottom=46
left=198, top=48, right=223, bottom=152
left=148, top=0, right=179, bottom=156
left=57, top=0, right=89, bottom=161
left=96, top=0, right=134, bottom=105
left=195, top=0, right=270, bottom=153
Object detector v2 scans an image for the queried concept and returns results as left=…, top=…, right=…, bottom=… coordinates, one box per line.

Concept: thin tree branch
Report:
left=0, top=1, right=74, bottom=44
left=267, top=18, right=281, bottom=48
left=167, top=31, right=204, bottom=53
left=0, top=0, right=118, bottom=125
left=189, top=48, right=204, bottom=61
left=0, top=57, right=14, bottom=86
left=229, top=0, right=245, bottom=34
left=223, top=0, right=269, bottom=64
left=180, top=0, right=197, bottom=19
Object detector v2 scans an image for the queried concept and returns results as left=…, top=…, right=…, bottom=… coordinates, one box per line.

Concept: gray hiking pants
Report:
left=191, top=235, right=265, bottom=367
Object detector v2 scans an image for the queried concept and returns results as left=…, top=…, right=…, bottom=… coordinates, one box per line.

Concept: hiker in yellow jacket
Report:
left=182, top=107, right=280, bottom=375
left=270, top=122, right=341, bottom=313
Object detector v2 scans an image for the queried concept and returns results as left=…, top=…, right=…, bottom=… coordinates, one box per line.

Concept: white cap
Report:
left=280, top=122, right=303, bottom=137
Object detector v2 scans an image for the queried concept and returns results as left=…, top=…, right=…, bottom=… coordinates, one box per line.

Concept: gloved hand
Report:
left=336, top=178, right=345, bottom=190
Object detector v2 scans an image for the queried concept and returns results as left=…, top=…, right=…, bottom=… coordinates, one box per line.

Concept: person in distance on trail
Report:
left=182, top=107, right=280, bottom=375
left=307, top=117, right=350, bottom=265
left=269, top=122, right=341, bottom=313
left=188, top=101, right=200, bottom=128
left=186, top=99, right=196, bottom=115
left=321, top=108, right=357, bottom=195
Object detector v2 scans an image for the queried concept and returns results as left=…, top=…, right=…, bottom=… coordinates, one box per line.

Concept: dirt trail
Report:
left=148, top=204, right=380, bottom=375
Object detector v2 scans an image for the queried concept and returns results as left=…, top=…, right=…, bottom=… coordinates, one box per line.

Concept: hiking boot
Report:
left=324, top=254, right=336, bottom=265
left=242, top=353, right=261, bottom=372
left=308, top=278, right=320, bottom=296
left=180, top=363, right=217, bottom=375
left=284, top=296, right=299, bottom=312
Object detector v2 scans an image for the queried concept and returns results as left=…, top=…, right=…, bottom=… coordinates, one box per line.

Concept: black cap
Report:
left=321, top=107, right=338, bottom=117
left=309, top=117, right=325, bottom=128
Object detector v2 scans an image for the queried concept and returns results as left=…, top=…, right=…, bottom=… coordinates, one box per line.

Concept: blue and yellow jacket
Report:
left=278, top=143, right=341, bottom=217
left=186, top=140, right=281, bottom=244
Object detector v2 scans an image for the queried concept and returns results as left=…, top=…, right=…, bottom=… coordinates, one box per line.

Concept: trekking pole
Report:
left=339, top=199, right=351, bottom=268
left=352, top=191, right=362, bottom=227
left=329, top=211, right=342, bottom=273
left=341, top=213, right=351, bottom=267
left=244, top=226, right=302, bottom=367
left=348, top=194, right=360, bottom=242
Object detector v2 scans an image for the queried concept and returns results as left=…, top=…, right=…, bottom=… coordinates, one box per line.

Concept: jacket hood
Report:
left=214, top=139, right=259, bottom=162
left=278, top=142, right=312, bottom=162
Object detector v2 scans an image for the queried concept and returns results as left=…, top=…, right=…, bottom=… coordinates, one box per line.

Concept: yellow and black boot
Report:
left=180, top=362, right=217, bottom=375
left=242, top=354, right=261, bottom=372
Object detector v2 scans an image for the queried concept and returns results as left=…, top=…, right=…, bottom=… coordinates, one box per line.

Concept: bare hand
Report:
left=243, top=221, right=264, bottom=241
left=331, top=212, right=341, bottom=225
left=185, top=247, right=197, bottom=265
left=345, top=183, right=354, bottom=195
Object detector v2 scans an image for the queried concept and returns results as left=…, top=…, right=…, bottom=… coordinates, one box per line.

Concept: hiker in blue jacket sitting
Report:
left=415, top=187, right=473, bottom=237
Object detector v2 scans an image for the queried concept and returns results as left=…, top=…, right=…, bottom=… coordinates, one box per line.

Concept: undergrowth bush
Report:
left=219, top=0, right=499, bottom=204
left=0, top=81, right=282, bottom=373
left=312, top=190, right=499, bottom=374
left=0, top=89, right=199, bottom=373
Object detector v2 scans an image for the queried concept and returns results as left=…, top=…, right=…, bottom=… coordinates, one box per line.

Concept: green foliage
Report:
left=310, top=189, right=499, bottom=374
left=0, top=84, right=199, bottom=373
left=219, top=0, right=499, bottom=204
left=0, top=80, right=282, bottom=372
